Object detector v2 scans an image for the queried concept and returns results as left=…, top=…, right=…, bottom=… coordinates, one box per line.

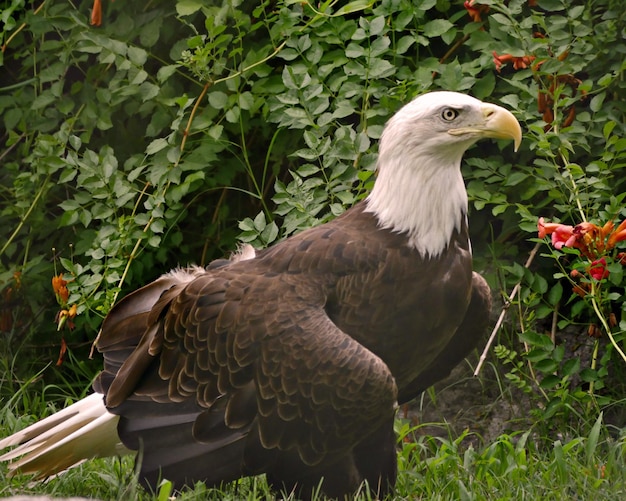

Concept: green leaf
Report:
left=261, top=221, right=279, bottom=244
left=238, top=217, right=255, bottom=232
left=504, top=171, right=528, bottom=186
left=127, top=46, right=148, bottom=66
left=539, top=374, right=560, bottom=389
left=422, top=19, right=454, bottom=38
left=150, top=219, right=165, bottom=233
left=253, top=211, right=267, bottom=232
left=3, top=108, right=21, bottom=130
left=369, top=58, right=395, bottom=78
left=146, top=138, right=169, bottom=155
left=238, top=92, right=256, bottom=111
left=148, top=234, right=162, bottom=247
left=345, top=43, right=365, bottom=58
left=530, top=273, right=548, bottom=294
left=368, top=16, right=386, bottom=37
left=562, top=358, right=580, bottom=377
left=139, top=82, right=160, bottom=102
left=31, top=93, right=56, bottom=110
left=589, top=93, right=605, bottom=113
left=603, top=121, right=616, bottom=139
left=547, top=281, right=563, bottom=306
left=585, top=413, right=603, bottom=466
left=58, top=168, right=78, bottom=184
left=395, top=36, right=415, bottom=55
left=176, top=0, right=203, bottom=16
left=518, top=330, right=554, bottom=350
left=209, top=91, right=229, bottom=109
left=535, top=304, right=554, bottom=320
left=157, top=65, right=178, bottom=83
left=536, top=0, right=565, bottom=11
left=335, top=0, right=374, bottom=16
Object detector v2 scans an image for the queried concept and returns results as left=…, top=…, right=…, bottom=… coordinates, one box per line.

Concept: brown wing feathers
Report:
left=89, top=204, right=486, bottom=497
left=0, top=93, right=521, bottom=499
left=93, top=221, right=400, bottom=494
left=93, top=272, right=193, bottom=397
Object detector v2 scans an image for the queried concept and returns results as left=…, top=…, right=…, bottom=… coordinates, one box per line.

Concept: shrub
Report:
left=0, top=0, right=624, bottom=428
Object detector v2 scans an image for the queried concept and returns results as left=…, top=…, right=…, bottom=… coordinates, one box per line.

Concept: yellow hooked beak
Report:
left=448, top=104, right=522, bottom=152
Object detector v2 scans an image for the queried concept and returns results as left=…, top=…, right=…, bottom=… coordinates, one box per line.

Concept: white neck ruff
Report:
left=365, top=137, right=469, bottom=258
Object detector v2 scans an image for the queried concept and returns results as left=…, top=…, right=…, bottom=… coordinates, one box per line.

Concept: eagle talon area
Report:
left=0, top=91, right=521, bottom=499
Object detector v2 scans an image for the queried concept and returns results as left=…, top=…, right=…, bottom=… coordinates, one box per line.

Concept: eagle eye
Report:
left=441, top=107, right=459, bottom=122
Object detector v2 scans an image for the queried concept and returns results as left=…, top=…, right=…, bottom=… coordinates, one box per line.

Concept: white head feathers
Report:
left=365, top=91, right=521, bottom=258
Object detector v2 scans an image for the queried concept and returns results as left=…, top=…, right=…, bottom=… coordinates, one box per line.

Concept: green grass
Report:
left=396, top=418, right=626, bottom=500
left=1, top=347, right=625, bottom=500
left=1, top=406, right=625, bottom=500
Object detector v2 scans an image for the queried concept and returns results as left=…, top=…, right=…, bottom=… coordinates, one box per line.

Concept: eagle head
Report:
left=365, top=91, right=522, bottom=257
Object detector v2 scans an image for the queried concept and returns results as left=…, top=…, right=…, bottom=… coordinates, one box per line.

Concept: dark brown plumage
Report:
left=0, top=92, right=521, bottom=499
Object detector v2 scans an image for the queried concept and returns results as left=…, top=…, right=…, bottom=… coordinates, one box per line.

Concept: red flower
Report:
left=537, top=217, right=626, bottom=260
left=607, top=219, right=626, bottom=249
left=464, top=1, right=490, bottom=23
left=90, top=0, right=115, bottom=27
left=588, top=258, right=609, bottom=281
left=56, top=337, right=68, bottom=366
left=572, top=222, right=602, bottom=256
left=587, top=324, right=603, bottom=338
left=493, top=52, right=536, bottom=73
left=55, top=303, right=77, bottom=331
left=52, top=274, right=70, bottom=305
left=538, top=217, right=565, bottom=239
left=91, top=0, right=102, bottom=26
left=552, top=229, right=576, bottom=250
left=538, top=217, right=578, bottom=249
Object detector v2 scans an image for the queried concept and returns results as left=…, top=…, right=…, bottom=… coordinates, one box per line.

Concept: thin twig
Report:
left=591, top=290, right=626, bottom=364
left=0, top=175, right=51, bottom=258
left=550, top=302, right=559, bottom=344
left=439, top=33, right=471, bottom=65
left=179, top=81, right=211, bottom=156
left=2, top=1, right=47, bottom=52
left=474, top=241, right=541, bottom=376
left=0, top=132, right=26, bottom=163
left=517, top=278, right=550, bottom=401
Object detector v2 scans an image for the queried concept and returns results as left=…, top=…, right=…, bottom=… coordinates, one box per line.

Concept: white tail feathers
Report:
left=0, top=393, right=129, bottom=479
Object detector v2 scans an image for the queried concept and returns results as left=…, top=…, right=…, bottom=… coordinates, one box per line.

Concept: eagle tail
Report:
left=0, top=392, right=128, bottom=479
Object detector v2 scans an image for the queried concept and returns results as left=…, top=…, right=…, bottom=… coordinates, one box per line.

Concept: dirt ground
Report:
left=404, top=352, right=530, bottom=446
left=405, top=319, right=624, bottom=447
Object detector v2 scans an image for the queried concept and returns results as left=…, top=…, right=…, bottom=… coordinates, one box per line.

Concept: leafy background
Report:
left=0, top=0, right=625, bottom=496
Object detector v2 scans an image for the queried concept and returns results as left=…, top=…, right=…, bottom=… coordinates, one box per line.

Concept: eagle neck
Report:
left=365, top=154, right=469, bottom=258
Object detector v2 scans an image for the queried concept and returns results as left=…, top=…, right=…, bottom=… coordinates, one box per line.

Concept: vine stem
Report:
left=0, top=174, right=51, bottom=258
left=1, top=1, right=47, bottom=52
left=590, top=286, right=626, bottom=364
left=178, top=81, right=211, bottom=156
left=589, top=338, right=599, bottom=396
left=559, top=150, right=587, bottom=223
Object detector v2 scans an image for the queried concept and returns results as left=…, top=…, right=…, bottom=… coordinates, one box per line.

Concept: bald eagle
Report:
left=0, top=92, right=521, bottom=499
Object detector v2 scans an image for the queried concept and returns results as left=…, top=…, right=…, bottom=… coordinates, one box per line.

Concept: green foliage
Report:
left=394, top=415, right=626, bottom=500
left=0, top=0, right=625, bottom=495
left=458, top=0, right=626, bottom=430
left=1, top=0, right=508, bottom=381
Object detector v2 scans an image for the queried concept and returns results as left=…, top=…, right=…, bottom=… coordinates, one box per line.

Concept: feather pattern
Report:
left=0, top=91, right=522, bottom=500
